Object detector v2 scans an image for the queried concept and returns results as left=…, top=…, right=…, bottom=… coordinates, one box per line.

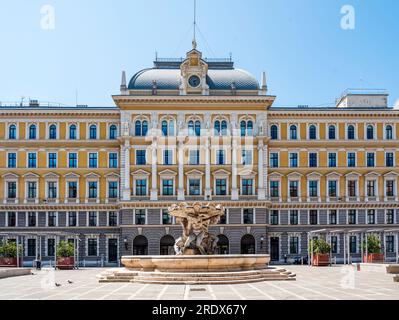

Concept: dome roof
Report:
left=128, top=68, right=259, bottom=91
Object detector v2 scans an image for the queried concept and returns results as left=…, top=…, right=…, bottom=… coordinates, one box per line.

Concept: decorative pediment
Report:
left=185, top=169, right=204, bottom=176
left=287, top=172, right=303, bottom=178
left=345, top=172, right=361, bottom=178
left=43, top=172, right=60, bottom=179
left=1, top=172, right=19, bottom=179
left=84, top=172, right=101, bottom=179
left=326, top=171, right=342, bottom=178
left=105, top=172, right=120, bottom=178
left=238, top=169, right=256, bottom=177
left=306, top=172, right=323, bottom=179
left=364, top=171, right=381, bottom=178
left=268, top=172, right=283, bottom=179
left=384, top=171, right=399, bottom=178
left=132, top=169, right=150, bottom=176
left=212, top=169, right=231, bottom=176
left=64, top=172, right=80, bottom=179
left=159, top=169, right=177, bottom=176
left=22, top=172, right=40, bottom=179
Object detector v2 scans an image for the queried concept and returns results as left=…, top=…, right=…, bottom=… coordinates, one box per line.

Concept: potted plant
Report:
left=56, top=241, right=75, bottom=270
left=0, top=242, right=23, bottom=267
left=310, top=239, right=331, bottom=266
left=363, top=235, right=384, bottom=263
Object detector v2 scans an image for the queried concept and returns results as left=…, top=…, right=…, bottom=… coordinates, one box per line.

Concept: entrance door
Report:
left=270, top=237, right=280, bottom=262
left=108, top=239, right=118, bottom=263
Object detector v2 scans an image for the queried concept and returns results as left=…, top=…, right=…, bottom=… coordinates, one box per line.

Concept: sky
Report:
left=0, top=0, right=398, bottom=107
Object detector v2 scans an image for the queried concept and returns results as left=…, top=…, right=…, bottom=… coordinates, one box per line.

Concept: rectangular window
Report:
left=243, top=209, right=254, bottom=224
left=367, top=153, right=375, bottom=167
left=348, top=180, right=357, bottom=197
left=8, top=153, right=17, bottom=168
left=349, top=236, right=357, bottom=254
left=289, top=181, right=299, bottom=198
left=27, top=239, right=36, bottom=257
left=28, top=212, right=36, bottom=227
left=216, top=150, right=225, bottom=165
left=270, top=210, right=279, bottom=225
left=68, top=212, right=77, bottom=227
left=270, top=181, right=279, bottom=198
left=47, top=239, right=55, bottom=257
left=215, top=179, right=227, bottom=196
left=48, top=153, right=57, bottom=168
left=386, top=180, right=394, bottom=197
left=162, top=209, right=173, bottom=225
left=136, top=150, right=147, bottom=165
left=348, top=210, right=356, bottom=225
left=7, top=212, right=16, bottom=227
left=386, top=152, right=394, bottom=167
left=162, top=179, right=174, bottom=196
left=7, top=182, right=17, bottom=199
left=89, top=153, right=98, bottom=168
left=290, top=210, right=298, bottom=225
left=241, top=150, right=253, bottom=165
left=309, top=210, right=318, bottom=225
left=289, top=153, right=298, bottom=168
left=108, top=181, right=118, bottom=199
left=347, top=153, right=356, bottom=167
left=270, top=153, right=279, bottom=168
left=47, top=182, right=57, bottom=199
left=189, top=150, right=200, bottom=165
left=135, top=179, right=147, bottom=196
left=331, top=236, right=338, bottom=254
left=88, top=212, right=97, bottom=227
left=386, top=209, right=394, bottom=225
left=88, top=239, right=97, bottom=256
left=109, top=153, right=118, bottom=168
left=309, top=153, right=318, bottom=167
left=189, top=179, right=201, bottom=196
left=328, top=153, right=337, bottom=168
left=135, top=209, right=146, bottom=225
left=366, top=180, right=376, bottom=197
left=108, top=212, right=118, bottom=226
left=68, top=182, right=77, bottom=199
left=68, top=153, right=77, bottom=168
left=27, top=182, right=37, bottom=199
left=88, top=182, right=98, bottom=198
left=28, top=153, right=37, bottom=168
left=328, top=180, right=337, bottom=197
left=48, top=212, right=57, bottom=227
left=290, top=237, right=299, bottom=254
left=219, top=209, right=227, bottom=224
left=308, top=181, right=318, bottom=197
left=367, top=210, right=375, bottom=224
left=163, top=150, right=173, bottom=165
left=386, top=236, right=394, bottom=253
left=329, top=210, right=337, bottom=225
left=242, top=179, right=253, bottom=196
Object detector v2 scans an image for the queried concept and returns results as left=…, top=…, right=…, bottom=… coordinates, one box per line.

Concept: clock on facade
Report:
left=188, top=75, right=201, bottom=88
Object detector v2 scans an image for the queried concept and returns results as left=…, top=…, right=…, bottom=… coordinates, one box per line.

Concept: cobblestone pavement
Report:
left=0, top=266, right=397, bottom=300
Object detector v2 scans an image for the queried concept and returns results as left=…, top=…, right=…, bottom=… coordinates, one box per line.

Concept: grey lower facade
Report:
left=1, top=206, right=399, bottom=267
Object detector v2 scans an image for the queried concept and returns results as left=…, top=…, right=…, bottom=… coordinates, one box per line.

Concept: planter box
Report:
left=312, top=254, right=330, bottom=266
left=57, top=257, right=75, bottom=270
left=0, top=257, right=22, bottom=267
left=363, top=253, right=384, bottom=264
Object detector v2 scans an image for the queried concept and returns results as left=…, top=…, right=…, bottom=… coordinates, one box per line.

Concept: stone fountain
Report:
left=99, top=203, right=296, bottom=284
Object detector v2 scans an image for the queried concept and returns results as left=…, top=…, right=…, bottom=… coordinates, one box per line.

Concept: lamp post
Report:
left=124, top=237, right=129, bottom=251
left=260, top=235, right=265, bottom=252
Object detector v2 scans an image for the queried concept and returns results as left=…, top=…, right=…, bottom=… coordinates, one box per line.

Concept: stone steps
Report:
left=386, top=265, right=399, bottom=274
left=394, top=275, right=399, bottom=283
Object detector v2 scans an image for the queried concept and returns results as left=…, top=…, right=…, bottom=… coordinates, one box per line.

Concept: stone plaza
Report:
left=0, top=266, right=397, bottom=300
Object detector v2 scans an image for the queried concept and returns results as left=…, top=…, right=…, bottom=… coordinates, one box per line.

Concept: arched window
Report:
left=109, top=125, right=117, bottom=140
left=309, top=125, right=317, bottom=140
left=142, top=121, right=148, bottom=136
left=8, top=125, right=16, bottom=140
left=188, top=121, right=195, bottom=136
left=367, top=125, right=374, bottom=140
left=69, top=125, right=77, bottom=140
left=135, top=121, right=142, bottom=136
left=89, top=125, right=97, bottom=139
left=221, top=120, right=228, bottom=136
left=289, top=125, right=297, bottom=140
left=49, top=124, right=57, bottom=140
left=133, top=235, right=148, bottom=256
left=160, top=235, right=175, bottom=255
left=168, top=120, right=175, bottom=136
left=347, top=125, right=355, bottom=140
left=29, top=124, right=37, bottom=140
left=386, top=125, right=393, bottom=140
left=240, top=121, right=247, bottom=137
left=247, top=121, right=253, bottom=136
left=214, top=120, right=221, bottom=136
left=217, top=235, right=229, bottom=255
left=241, top=234, right=256, bottom=254
left=271, top=125, right=278, bottom=140
left=195, top=121, right=201, bottom=137
left=162, top=120, right=168, bottom=136
left=328, top=125, right=336, bottom=140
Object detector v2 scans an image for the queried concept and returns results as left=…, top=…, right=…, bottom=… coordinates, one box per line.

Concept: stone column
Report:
left=231, top=138, right=239, bottom=200
left=258, top=140, right=266, bottom=200
left=204, top=137, right=212, bottom=200
left=121, top=140, right=131, bottom=201
left=150, top=140, right=158, bottom=201
left=177, top=140, right=185, bottom=201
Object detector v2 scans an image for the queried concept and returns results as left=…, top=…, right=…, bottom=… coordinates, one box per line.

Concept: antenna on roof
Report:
left=192, top=0, right=197, bottom=49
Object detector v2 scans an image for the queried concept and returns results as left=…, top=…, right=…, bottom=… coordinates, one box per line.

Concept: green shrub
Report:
left=0, top=242, right=22, bottom=258
left=309, top=238, right=331, bottom=254
left=56, top=241, right=74, bottom=258
left=364, top=234, right=382, bottom=254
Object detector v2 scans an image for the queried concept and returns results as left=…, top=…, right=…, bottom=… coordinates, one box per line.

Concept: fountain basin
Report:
left=121, top=254, right=270, bottom=272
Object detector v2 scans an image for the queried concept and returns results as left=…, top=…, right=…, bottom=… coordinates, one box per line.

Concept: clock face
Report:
left=188, top=75, right=201, bottom=88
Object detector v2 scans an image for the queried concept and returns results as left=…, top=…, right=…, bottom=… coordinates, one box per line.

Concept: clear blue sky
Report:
left=0, top=0, right=398, bottom=107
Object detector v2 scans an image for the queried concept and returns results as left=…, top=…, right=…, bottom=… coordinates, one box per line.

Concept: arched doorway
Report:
left=217, top=235, right=229, bottom=254
left=160, top=235, right=175, bottom=255
left=133, top=235, right=148, bottom=255
left=241, top=234, right=256, bottom=254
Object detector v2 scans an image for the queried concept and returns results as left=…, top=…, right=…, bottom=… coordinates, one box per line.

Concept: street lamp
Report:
left=124, top=237, right=129, bottom=251
left=260, top=235, right=265, bottom=249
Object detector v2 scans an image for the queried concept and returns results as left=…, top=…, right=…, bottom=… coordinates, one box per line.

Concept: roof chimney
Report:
left=120, top=71, right=127, bottom=95
left=260, top=72, right=267, bottom=95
